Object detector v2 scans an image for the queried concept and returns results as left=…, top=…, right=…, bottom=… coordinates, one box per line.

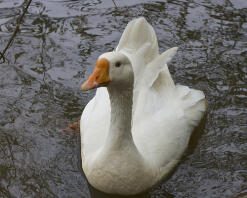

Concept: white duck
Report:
left=80, top=17, right=206, bottom=195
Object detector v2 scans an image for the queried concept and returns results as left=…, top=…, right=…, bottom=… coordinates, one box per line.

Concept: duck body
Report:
left=80, top=17, right=207, bottom=195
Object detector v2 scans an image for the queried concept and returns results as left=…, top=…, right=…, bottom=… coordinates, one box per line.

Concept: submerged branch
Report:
left=0, top=0, right=33, bottom=64
left=112, top=0, right=118, bottom=8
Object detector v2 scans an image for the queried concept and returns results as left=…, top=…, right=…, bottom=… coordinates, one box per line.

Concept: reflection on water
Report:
left=0, top=0, right=246, bottom=197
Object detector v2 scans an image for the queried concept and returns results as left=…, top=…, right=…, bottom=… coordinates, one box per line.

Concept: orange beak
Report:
left=81, top=58, right=111, bottom=91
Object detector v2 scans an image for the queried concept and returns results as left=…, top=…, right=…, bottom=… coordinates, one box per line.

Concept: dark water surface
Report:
left=0, top=0, right=246, bottom=197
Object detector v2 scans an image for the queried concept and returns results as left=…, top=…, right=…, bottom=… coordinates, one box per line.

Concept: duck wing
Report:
left=132, top=49, right=207, bottom=177
left=80, top=88, right=110, bottom=160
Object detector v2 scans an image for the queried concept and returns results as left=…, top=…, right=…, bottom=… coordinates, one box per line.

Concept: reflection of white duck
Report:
left=80, top=17, right=207, bottom=195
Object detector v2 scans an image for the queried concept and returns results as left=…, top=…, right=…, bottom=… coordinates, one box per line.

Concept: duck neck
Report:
left=104, top=85, right=135, bottom=151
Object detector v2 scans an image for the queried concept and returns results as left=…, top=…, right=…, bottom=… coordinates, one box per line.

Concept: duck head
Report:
left=81, top=52, right=134, bottom=91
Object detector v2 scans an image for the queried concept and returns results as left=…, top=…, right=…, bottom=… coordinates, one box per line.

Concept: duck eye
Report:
left=115, top=61, right=121, bottom=67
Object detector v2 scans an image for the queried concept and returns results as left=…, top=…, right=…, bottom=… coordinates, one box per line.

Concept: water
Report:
left=0, top=0, right=246, bottom=197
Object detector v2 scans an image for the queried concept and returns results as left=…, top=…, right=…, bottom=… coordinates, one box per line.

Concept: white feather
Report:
left=80, top=17, right=207, bottom=195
